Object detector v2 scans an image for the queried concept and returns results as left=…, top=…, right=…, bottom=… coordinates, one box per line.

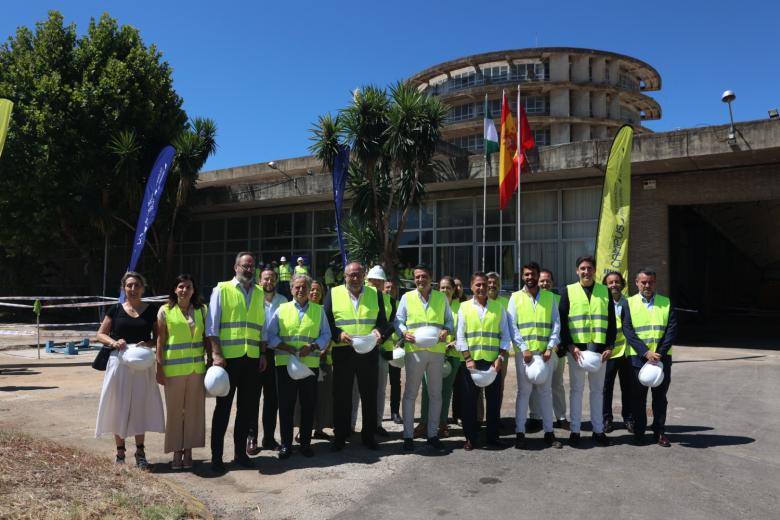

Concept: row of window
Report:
left=446, top=96, right=550, bottom=123
left=447, top=129, right=551, bottom=153
left=429, top=63, right=551, bottom=96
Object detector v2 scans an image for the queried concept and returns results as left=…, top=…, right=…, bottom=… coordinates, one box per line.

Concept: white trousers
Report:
left=567, top=352, right=606, bottom=434
left=515, top=354, right=555, bottom=433
left=530, top=354, right=567, bottom=420
left=351, top=356, right=390, bottom=428
left=402, top=350, right=443, bottom=439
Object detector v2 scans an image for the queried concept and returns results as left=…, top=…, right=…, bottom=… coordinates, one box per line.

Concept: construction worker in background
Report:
left=325, top=261, right=337, bottom=289
left=277, top=256, right=292, bottom=300
left=295, top=257, right=308, bottom=275
left=365, top=266, right=397, bottom=437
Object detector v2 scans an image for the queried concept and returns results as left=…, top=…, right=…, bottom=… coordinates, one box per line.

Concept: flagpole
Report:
left=482, top=95, right=488, bottom=272
left=517, top=84, right=522, bottom=286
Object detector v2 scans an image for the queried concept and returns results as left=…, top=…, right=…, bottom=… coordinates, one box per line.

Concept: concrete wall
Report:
left=591, top=91, right=607, bottom=118
left=591, top=57, right=606, bottom=83
left=571, top=55, right=589, bottom=83
left=571, top=90, right=590, bottom=118
left=551, top=123, right=571, bottom=145
left=608, top=60, right=620, bottom=86
left=549, top=54, right=569, bottom=82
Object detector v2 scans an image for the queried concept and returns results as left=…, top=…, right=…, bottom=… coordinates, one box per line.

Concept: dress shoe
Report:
left=362, top=439, right=380, bottom=451
left=556, top=419, right=571, bottom=431
left=525, top=418, right=543, bottom=433
left=278, top=445, right=292, bottom=459
left=514, top=433, right=527, bottom=450
left=330, top=439, right=345, bottom=452
left=262, top=439, right=280, bottom=451
left=463, top=439, right=475, bottom=451
left=211, top=459, right=226, bottom=474
left=403, top=438, right=415, bottom=452
left=246, top=437, right=261, bottom=456
left=544, top=432, right=563, bottom=449
left=438, top=425, right=450, bottom=438
left=413, top=423, right=427, bottom=439
left=592, top=432, right=611, bottom=446
left=604, top=420, right=615, bottom=434
left=294, top=432, right=301, bottom=443
left=300, top=446, right=314, bottom=457
left=392, top=413, right=403, bottom=425
left=376, top=426, right=390, bottom=437
left=312, top=430, right=331, bottom=440
left=426, top=437, right=451, bottom=455
left=625, top=421, right=635, bottom=434
left=569, top=432, right=581, bottom=447
left=656, top=434, right=671, bottom=447
left=233, top=455, right=254, bottom=469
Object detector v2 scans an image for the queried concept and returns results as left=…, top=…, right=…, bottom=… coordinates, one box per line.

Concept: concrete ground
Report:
left=1, top=345, right=778, bottom=519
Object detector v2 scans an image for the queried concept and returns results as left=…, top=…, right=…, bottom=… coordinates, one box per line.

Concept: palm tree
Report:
left=310, top=81, right=447, bottom=276
left=163, top=117, right=217, bottom=281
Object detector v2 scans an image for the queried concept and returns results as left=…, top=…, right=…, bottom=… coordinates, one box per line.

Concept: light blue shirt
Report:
left=266, top=300, right=332, bottom=350
left=205, top=278, right=268, bottom=342
left=394, top=289, right=454, bottom=337
left=264, top=292, right=288, bottom=322
left=641, top=293, right=656, bottom=309
left=456, top=298, right=515, bottom=352
left=507, top=288, right=561, bottom=352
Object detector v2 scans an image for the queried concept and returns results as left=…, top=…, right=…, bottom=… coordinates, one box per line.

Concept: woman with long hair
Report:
left=156, top=274, right=208, bottom=470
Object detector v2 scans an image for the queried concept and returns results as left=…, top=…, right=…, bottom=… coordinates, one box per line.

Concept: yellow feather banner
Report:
left=0, top=99, right=13, bottom=159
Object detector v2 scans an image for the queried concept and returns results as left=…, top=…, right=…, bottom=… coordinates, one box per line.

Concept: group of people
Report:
left=94, top=251, right=676, bottom=473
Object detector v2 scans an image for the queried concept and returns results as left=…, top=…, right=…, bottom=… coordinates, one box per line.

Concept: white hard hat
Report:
left=297, top=257, right=304, bottom=262
left=413, top=326, right=440, bottom=348
left=525, top=354, right=552, bottom=385
left=367, top=265, right=386, bottom=281
left=469, top=367, right=498, bottom=387
left=204, top=366, right=230, bottom=397
left=388, top=346, right=406, bottom=368
left=120, top=345, right=155, bottom=371
left=287, top=355, right=315, bottom=380
left=441, top=360, right=452, bottom=378
left=578, top=350, right=602, bottom=373
left=639, top=361, right=665, bottom=388
left=280, top=256, right=287, bottom=262
left=352, top=334, right=377, bottom=354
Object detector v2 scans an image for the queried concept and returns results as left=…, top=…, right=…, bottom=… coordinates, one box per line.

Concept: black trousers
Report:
left=211, top=355, right=261, bottom=461
left=248, top=350, right=278, bottom=444
left=276, top=365, right=318, bottom=448
left=332, top=346, right=378, bottom=443
left=451, top=364, right=463, bottom=421
left=389, top=364, right=401, bottom=415
left=631, top=361, right=672, bottom=436
left=603, top=356, right=634, bottom=423
left=460, top=359, right=500, bottom=444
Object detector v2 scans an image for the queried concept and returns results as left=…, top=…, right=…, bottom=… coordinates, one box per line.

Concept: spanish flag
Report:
left=0, top=99, right=12, bottom=159
left=498, top=91, right=517, bottom=210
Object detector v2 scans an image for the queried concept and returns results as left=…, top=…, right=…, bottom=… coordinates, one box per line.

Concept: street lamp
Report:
left=268, top=161, right=300, bottom=193
left=721, top=90, right=736, bottom=144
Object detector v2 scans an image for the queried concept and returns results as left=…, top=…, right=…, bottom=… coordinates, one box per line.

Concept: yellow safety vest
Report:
left=512, top=289, right=554, bottom=353
left=493, top=295, right=509, bottom=310
left=446, top=299, right=463, bottom=360
left=294, top=265, right=308, bottom=275
left=325, top=268, right=336, bottom=285
left=627, top=293, right=672, bottom=356
left=330, top=285, right=380, bottom=347
left=162, top=304, right=207, bottom=377
left=404, top=289, right=447, bottom=354
left=275, top=301, right=322, bottom=368
left=461, top=299, right=502, bottom=362
left=567, top=282, right=609, bottom=344
left=611, top=300, right=627, bottom=358
left=278, top=264, right=292, bottom=281
left=218, top=281, right=264, bottom=359
left=382, top=293, right=397, bottom=352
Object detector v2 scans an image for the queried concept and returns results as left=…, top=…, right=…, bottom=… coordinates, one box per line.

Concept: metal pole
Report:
left=499, top=209, right=503, bottom=273
left=482, top=156, right=487, bottom=272
left=36, top=312, right=40, bottom=360
left=517, top=84, right=522, bottom=289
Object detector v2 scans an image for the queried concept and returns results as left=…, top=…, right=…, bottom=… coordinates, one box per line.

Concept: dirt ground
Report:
left=2, top=345, right=779, bottom=519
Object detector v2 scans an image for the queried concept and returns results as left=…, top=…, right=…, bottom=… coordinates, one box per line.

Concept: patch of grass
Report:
left=0, top=430, right=210, bottom=519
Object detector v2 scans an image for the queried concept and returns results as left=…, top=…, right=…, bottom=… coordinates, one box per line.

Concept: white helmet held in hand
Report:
left=441, top=360, right=452, bottom=378
left=204, top=366, right=230, bottom=397
left=352, top=334, right=377, bottom=354
left=287, top=355, right=315, bottom=380
left=121, top=345, right=155, bottom=371
left=469, top=367, right=497, bottom=387
left=578, top=350, right=602, bottom=373
left=525, top=354, right=551, bottom=385
left=413, top=326, right=440, bottom=348
left=639, top=361, right=664, bottom=388
left=388, top=346, right=406, bottom=368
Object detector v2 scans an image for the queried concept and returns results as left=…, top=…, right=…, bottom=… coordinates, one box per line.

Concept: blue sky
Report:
left=2, top=0, right=778, bottom=171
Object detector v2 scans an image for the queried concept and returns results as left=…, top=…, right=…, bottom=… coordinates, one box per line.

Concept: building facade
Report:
left=411, top=47, right=661, bottom=151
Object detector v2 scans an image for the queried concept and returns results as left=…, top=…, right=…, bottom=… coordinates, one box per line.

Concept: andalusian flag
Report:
left=483, top=94, right=498, bottom=159
left=595, top=125, right=634, bottom=286
left=498, top=91, right=517, bottom=210
left=0, top=99, right=12, bottom=159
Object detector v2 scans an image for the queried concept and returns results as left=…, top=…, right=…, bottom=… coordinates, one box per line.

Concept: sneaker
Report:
left=592, top=432, right=611, bottom=446
left=514, top=433, right=527, bottom=450
left=544, top=432, right=563, bottom=449
left=426, top=437, right=450, bottom=455
left=403, top=438, right=415, bottom=452
left=569, top=432, right=581, bottom=447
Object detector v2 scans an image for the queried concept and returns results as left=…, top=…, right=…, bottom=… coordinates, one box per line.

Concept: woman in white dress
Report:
left=95, top=272, right=164, bottom=470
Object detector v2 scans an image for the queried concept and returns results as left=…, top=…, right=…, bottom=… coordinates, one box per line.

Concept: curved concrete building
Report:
left=410, top=47, right=661, bottom=152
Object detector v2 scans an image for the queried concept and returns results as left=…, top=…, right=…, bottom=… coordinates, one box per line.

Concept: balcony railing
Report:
left=426, top=70, right=551, bottom=97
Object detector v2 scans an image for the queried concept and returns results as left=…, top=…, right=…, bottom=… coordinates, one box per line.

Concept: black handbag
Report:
left=92, top=346, right=112, bottom=371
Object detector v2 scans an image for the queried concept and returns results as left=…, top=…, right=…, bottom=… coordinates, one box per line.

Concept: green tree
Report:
left=310, top=81, right=447, bottom=276
left=0, top=11, right=190, bottom=293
